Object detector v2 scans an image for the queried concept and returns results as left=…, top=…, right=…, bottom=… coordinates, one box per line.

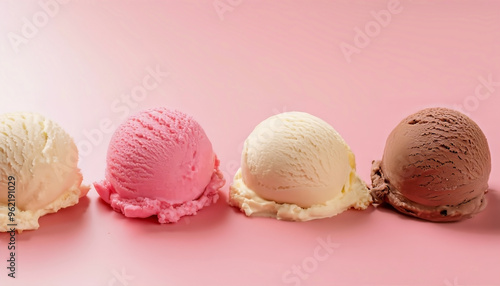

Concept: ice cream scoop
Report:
left=0, top=112, right=89, bottom=232
left=371, top=107, right=491, bottom=222
left=229, top=111, right=372, bottom=221
left=94, top=108, right=225, bottom=223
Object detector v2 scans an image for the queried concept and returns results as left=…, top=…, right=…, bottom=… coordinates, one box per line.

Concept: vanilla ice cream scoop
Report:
left=229, top=112, right=372, bottom=221
left=0, top=112, right=89, bottom=231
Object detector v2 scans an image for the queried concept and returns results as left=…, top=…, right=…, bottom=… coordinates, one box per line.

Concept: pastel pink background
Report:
left=1, top=1, right=499, bottom=285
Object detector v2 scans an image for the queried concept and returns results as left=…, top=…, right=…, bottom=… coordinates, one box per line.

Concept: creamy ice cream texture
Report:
left=229, top=111, right=372, bottom=221
left=371, top=107, right=491, bottom=222
left=0, top=112, right=88, bottom=232
left=94, top=108, right=225, bottom=223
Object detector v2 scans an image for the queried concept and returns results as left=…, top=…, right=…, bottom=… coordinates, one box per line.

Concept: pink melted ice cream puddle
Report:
left=94, top=108, right=225, bottom=223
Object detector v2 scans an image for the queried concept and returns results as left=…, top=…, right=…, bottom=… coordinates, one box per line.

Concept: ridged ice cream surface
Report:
left=94, top=108, right=225, bottom=223
left=371, top=107, right=491, bottom=221
left=230, top=112, right=372, bottom=221
left=0, top=112, right=88, bottom=232
left=106, top=109, right=214, bottom=203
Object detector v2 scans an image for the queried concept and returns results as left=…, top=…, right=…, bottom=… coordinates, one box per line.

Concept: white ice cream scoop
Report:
left=229, top=111, right=372, bottom=221
left=0, top=112, right=88, bottom=232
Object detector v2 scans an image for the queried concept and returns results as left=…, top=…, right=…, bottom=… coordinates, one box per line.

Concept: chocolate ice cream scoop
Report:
left=371, top=107, right=491, bottom=222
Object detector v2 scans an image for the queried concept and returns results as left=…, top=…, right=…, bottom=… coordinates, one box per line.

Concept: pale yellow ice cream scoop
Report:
left=229, top=112, right=372, bottom=221
left=0, top=112, right=89, bottom=232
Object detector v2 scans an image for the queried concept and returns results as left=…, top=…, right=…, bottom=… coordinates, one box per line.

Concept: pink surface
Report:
left=0, top=1, right=499, bottom=285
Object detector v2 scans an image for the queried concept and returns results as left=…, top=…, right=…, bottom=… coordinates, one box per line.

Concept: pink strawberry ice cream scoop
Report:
left=94, top=108, right=225, bottom=223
